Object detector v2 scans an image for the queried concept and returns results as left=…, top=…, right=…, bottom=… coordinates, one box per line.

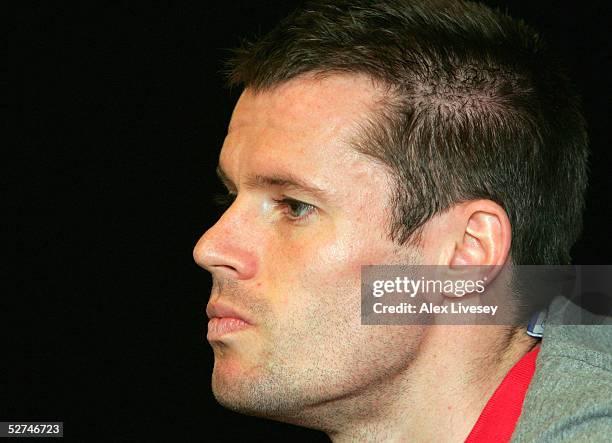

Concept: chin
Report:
left=212, top=377, right=281, bottom=418
left=211, top=360, right=266, bottom=411
left=211, top=363, right=308, bottom=422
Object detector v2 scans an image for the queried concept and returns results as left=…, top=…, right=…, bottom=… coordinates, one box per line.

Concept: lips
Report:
left=206, top=303, right=251, bottom=323
left=206, top=303, right=252, bottom=340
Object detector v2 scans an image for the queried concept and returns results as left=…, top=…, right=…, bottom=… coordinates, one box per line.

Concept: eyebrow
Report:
left=216, top=165, right=331, bottom=202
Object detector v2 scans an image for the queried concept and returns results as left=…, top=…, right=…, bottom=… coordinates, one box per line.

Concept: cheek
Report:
left=258, top=201, right=398, bottom=317
left=267, top=231, right=358, bottom=287
left=255, top=232, right=354, bottom=325
left=312, top=223, right=396, bottom=281
left=267, top=220, right=396, bottom=290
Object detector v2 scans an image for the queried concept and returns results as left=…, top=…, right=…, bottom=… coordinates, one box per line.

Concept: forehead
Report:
left=228, top=73, right=383, bottom=134
left=220, top=74, right=389, bottom=190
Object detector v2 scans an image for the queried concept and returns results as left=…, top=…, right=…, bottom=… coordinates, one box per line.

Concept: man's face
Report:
left=193, top=75, right=426, bottom=422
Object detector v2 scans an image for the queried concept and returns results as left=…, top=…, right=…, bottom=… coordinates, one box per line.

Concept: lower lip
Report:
left=207, top=317, right=250, bottom=340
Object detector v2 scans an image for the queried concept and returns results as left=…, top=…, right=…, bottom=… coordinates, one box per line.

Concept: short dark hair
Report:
left=225, top=0, right=588, bottom=266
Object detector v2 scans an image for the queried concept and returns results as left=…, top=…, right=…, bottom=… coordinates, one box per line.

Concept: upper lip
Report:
left=206, top=303, right=252, bottom=324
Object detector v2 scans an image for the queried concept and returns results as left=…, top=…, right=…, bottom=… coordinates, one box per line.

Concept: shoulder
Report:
left=511, top=297, right=612, bottom=442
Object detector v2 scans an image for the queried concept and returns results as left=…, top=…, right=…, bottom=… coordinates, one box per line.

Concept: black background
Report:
left=12, top=1, right=611, bottom=441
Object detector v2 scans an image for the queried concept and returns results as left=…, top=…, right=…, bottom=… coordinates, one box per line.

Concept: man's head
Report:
left=195, top=73, right=431, bottom=423
left=193, top=0, right=588, bottom=431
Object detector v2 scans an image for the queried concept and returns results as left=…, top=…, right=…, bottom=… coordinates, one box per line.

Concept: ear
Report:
left=450, top=200, right=511, bottom=267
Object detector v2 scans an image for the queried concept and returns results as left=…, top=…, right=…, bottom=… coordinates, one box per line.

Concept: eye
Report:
left=273, top=198, right=316, bottom=222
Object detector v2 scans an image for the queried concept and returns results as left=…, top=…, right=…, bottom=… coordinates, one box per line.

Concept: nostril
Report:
left=210, top=263, right=240, bottom=278
left=212, top=264, right=237, bottom=272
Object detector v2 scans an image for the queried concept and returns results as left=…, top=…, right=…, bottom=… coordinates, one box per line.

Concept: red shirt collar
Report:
left=465, top=344, right=540, bottom=443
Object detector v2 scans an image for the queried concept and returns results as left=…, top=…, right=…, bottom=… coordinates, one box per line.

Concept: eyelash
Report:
left=274, top=198, right=316, bottom=222
left=212, top=193, right=317, bottom=223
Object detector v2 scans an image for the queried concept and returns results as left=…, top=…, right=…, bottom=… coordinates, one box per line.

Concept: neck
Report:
left=319, top=326, right=538, bottom=443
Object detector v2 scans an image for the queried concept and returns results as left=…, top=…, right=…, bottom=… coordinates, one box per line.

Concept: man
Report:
left=193, top=0, right=611, bottom=441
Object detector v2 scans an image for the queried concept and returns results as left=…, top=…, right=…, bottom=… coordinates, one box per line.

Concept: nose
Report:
left=193, top=205, right=258, bottom=281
